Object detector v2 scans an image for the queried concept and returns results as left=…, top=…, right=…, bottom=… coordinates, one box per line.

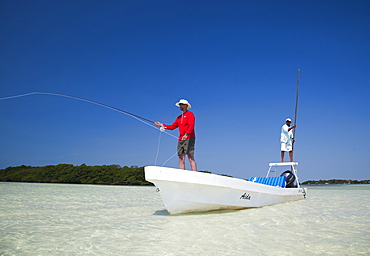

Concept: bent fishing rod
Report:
left=0, top=91, right=155, bottom=124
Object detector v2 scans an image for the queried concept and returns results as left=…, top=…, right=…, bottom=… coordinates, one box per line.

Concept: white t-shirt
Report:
left=281, top=124, right=294, bottom=144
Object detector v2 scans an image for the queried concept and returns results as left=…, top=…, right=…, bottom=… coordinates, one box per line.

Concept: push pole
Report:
left=292, top=69, right=300, bottom=157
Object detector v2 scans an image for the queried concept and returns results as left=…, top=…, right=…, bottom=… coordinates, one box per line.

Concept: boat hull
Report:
left=145, top=166, right=306, bottom=214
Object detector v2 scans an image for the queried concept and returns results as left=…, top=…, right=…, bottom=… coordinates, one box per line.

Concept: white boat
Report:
left=145, top=162, right=307, bottom=214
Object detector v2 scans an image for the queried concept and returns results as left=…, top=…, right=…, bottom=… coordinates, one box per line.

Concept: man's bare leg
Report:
left=187, top=154, right=197, bottom=171
left=289, top=151, right=293, bottom=162
left=178, top=154, right=186, bottom=169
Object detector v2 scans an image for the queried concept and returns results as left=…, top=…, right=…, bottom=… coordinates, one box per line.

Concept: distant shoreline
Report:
left=1, top=164, right=369, bottom=186
left=0, top=164, right=152, bottom=186
left=301, top=180, right=370, bottom=185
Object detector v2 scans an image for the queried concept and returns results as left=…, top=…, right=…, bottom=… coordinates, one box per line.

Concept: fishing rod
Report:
left=0, top=91, right=156, bottom=124
left=0, top=91, right=178, bottom=140
left=1, top=91, right=180, bottom=166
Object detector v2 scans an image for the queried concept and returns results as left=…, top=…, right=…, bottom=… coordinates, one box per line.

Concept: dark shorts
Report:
left=177, top=138, right=195, bottom=155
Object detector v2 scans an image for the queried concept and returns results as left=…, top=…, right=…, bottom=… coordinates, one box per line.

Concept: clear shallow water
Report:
left=0, top=183, right=369, bottom=256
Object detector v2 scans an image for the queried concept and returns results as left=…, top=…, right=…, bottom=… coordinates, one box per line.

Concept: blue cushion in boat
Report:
left=249, top=176, right=286, bottom=187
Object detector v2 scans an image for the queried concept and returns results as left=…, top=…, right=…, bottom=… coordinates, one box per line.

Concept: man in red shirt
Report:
left=155, top=99, right=197, bottom=171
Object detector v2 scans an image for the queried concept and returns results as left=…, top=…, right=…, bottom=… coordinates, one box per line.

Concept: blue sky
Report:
left=1, top=0, right=369, bottom=181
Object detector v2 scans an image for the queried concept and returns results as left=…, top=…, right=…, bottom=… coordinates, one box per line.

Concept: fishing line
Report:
left=155, top=126, right=184, bottom=167
left=161, top=138, right=191, bottom=167
left=0, top=91, right=177, bottom=139
left=0, top=91, right=182, bottom=166
left=154, top=129, right=162, bottom=166
left=161, top=148, right=181, bottom=167
left=1, top=92, right=155, bottom=122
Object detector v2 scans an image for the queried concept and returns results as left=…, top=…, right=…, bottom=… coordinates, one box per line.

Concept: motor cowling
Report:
left=280, top=170, right=297, bottom=188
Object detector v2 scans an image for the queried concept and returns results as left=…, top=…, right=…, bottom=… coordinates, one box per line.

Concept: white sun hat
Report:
left=286, top=118, right=292, bottom=122
left=175, top=99, right=191, bottom=109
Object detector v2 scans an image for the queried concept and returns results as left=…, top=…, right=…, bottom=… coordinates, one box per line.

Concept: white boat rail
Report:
left=268, top=162, right=298, bottom=167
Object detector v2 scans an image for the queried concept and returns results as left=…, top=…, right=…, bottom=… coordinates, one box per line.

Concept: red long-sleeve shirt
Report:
left=164, top=111, right=196, bottom=141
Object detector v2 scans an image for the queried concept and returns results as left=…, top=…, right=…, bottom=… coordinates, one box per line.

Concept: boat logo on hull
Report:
left=240, top=193, right=251, bottom=200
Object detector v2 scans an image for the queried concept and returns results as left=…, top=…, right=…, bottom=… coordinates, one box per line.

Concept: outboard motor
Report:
left=280, top=170, right=297, bottom=188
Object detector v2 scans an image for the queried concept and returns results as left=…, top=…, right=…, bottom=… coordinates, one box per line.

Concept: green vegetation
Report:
left=302, top=179, right=370, bottom=185
left=2, top=164, right=368, bottom=186
left=0, top=164, right=153, bottom=185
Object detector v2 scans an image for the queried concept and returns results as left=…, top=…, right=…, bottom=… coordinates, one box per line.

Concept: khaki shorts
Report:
left=177, top=138, right=195, bottom=155
left=281, top=142, right=292, bottom=152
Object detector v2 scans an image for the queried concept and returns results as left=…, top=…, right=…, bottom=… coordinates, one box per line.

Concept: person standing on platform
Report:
left=281, top=118, right=296, bottom=162
left=155, top=99, right=197, bottom=171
